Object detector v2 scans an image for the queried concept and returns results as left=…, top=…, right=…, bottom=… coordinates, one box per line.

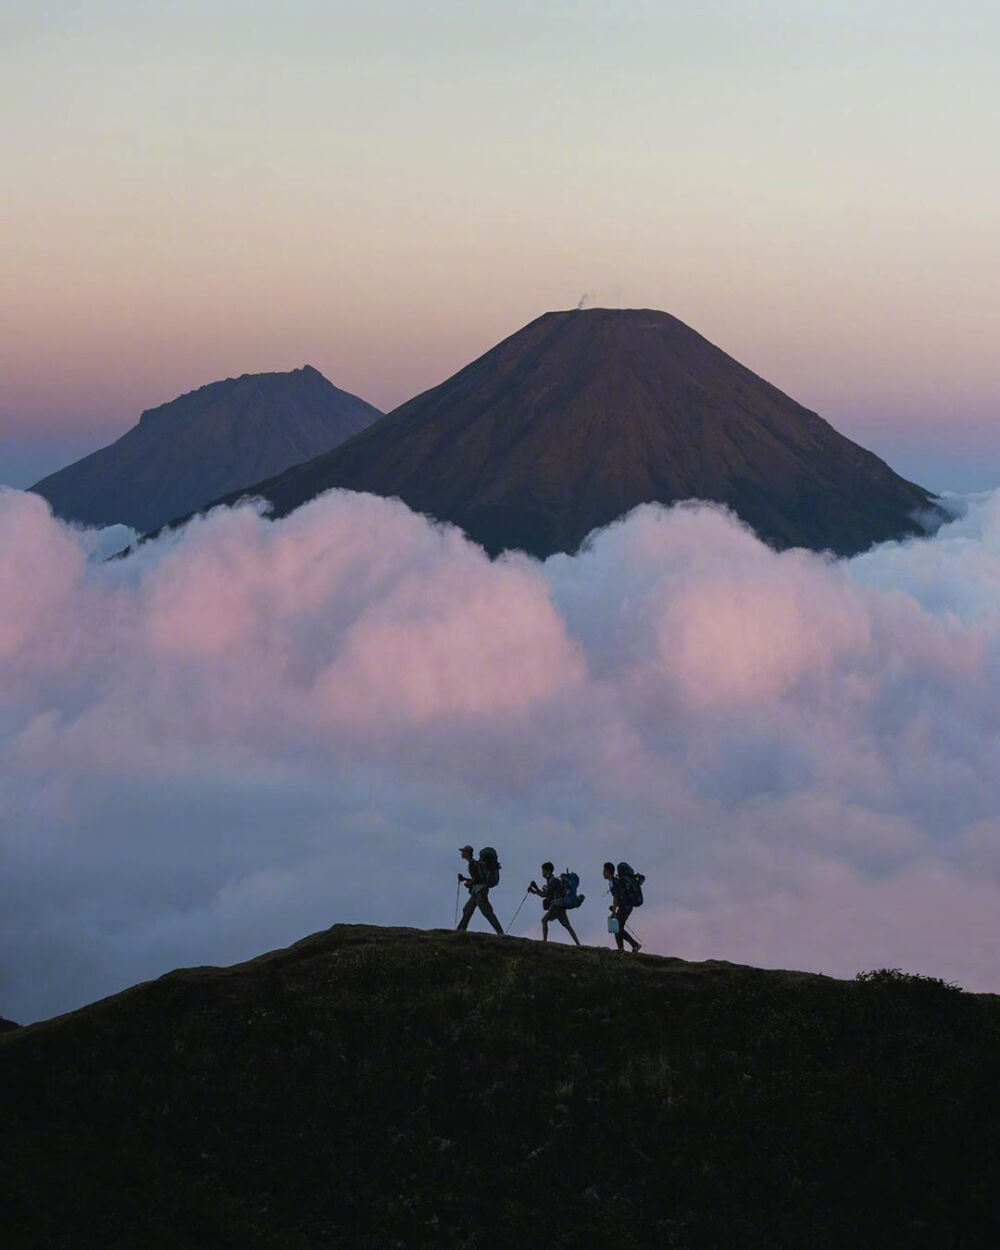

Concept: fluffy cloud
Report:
left=1, top=485, right=998, bottom=1022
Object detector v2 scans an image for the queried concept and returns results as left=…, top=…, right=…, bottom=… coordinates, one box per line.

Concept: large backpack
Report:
left=617, top=862, right=645, bottom=908
left=478, top=847, right=501, bottom=888
left=558, top=870, right=584, bottom=909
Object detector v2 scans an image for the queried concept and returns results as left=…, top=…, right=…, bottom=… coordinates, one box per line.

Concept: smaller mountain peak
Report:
left=34, top=366, right=382, bottom=532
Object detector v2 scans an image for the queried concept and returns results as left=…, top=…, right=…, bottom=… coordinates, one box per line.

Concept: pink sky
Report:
left=3, top=3, right=999, bottom=491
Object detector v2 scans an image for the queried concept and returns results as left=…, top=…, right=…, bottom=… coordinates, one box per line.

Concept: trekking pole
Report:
left=506, top=888, right=530, bottom=931
left=454, top=878, right=461, bottom=926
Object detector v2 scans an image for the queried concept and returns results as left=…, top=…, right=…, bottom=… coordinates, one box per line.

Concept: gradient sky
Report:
left=3, top=1, right=999, bottom=491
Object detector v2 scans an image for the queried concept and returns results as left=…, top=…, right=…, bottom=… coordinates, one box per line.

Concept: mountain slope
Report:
left=211, top=310, right=936, bottom=557
left=31, top=366, right=381, bottom=532
left=2, top=924, right=997, bottom=1249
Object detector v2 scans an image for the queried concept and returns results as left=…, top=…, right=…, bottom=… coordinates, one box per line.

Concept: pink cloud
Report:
left=1, top=485, right=999, bottom=1022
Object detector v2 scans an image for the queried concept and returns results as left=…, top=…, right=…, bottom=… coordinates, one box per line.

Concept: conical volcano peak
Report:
left=192, top=311, right=937, bottom=559
left=531, top=305, right=724, bottom=339
left=548, top=305, right=693, bottom=325
left=514, top=306, right=775, bottom=389
left=478, top=305, right=705, bottom=349
left=388, top=306, right=808, bottom=452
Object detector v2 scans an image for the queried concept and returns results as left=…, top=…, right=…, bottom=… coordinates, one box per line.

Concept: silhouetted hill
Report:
left=209, top=310, right=937, bottom=557
left=31, top=366, right=381, bottom=532
left=2, top=925, right=997, bottom=1249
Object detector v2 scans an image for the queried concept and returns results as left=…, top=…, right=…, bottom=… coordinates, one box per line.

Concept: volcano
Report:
left=206, top=309, right=936, bottom=558
left=31, top=365, right=381, bottom=533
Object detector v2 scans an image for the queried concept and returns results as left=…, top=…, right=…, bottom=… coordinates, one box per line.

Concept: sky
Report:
left=2, top=486, right=999, bottom=1023
left=3, top=1, right=999, bottom=492
left=2, top=4, right=999, bottom=1024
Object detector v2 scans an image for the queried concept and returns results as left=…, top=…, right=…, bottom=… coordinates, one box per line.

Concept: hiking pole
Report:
left=507, top=888, right=530, bottom=931
left=624, top=921, right=643, bottom=949
left=454, top=878, right=461, bottom=926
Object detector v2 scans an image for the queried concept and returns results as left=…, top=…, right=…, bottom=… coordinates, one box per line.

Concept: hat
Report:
left=459, top=844, right=474, bottom=854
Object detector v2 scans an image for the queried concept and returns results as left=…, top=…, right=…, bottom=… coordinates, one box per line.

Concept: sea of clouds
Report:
left=2, top=484, right=999, bottom=1022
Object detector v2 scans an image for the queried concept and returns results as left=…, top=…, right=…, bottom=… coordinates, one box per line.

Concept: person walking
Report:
left=603, top=861, right=641, bottom=952
left=527, top=862, right=582, bottom=946
left=457, top=845, right=504, bottom=935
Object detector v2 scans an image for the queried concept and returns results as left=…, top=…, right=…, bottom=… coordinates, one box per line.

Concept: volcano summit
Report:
left=211, top=309, right=936, bottom=558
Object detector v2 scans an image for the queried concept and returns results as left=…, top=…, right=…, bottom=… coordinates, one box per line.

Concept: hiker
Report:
left=457, top=845, right=504, bottom=935
left=527, top=862, right=582, bottom=946
left=603, top=861, right=643, bottom=952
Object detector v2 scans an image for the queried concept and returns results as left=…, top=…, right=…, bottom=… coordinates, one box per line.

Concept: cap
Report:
left=459, top=844, right=474, bottom=854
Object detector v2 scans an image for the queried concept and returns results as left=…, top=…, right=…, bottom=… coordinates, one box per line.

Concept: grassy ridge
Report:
left=2, top=925, right=998, bottom=1249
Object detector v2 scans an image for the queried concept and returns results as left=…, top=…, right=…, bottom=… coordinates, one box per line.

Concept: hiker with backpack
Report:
left=603, top=861, right=644, bottom=952
left=527, top=862, right=584, bottom=946
left=457, top=845, right=504, bottom=935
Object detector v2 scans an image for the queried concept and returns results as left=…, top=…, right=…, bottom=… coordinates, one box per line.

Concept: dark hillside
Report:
left=2, top=926, right=997, bottom=1249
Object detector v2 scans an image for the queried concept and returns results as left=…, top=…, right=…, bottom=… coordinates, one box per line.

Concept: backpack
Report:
left=617, top=862, right=645, bottom=908
left=478, top=847, right=501, bottom=888
left=558, top=870, right=584, bottom=909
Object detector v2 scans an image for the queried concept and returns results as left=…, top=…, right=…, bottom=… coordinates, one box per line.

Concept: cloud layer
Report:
left=2, top=486, right=999, bottom=1022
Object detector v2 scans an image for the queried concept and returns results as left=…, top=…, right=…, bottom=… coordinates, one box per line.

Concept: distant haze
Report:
left=2, top=4, right=999, bottom=493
